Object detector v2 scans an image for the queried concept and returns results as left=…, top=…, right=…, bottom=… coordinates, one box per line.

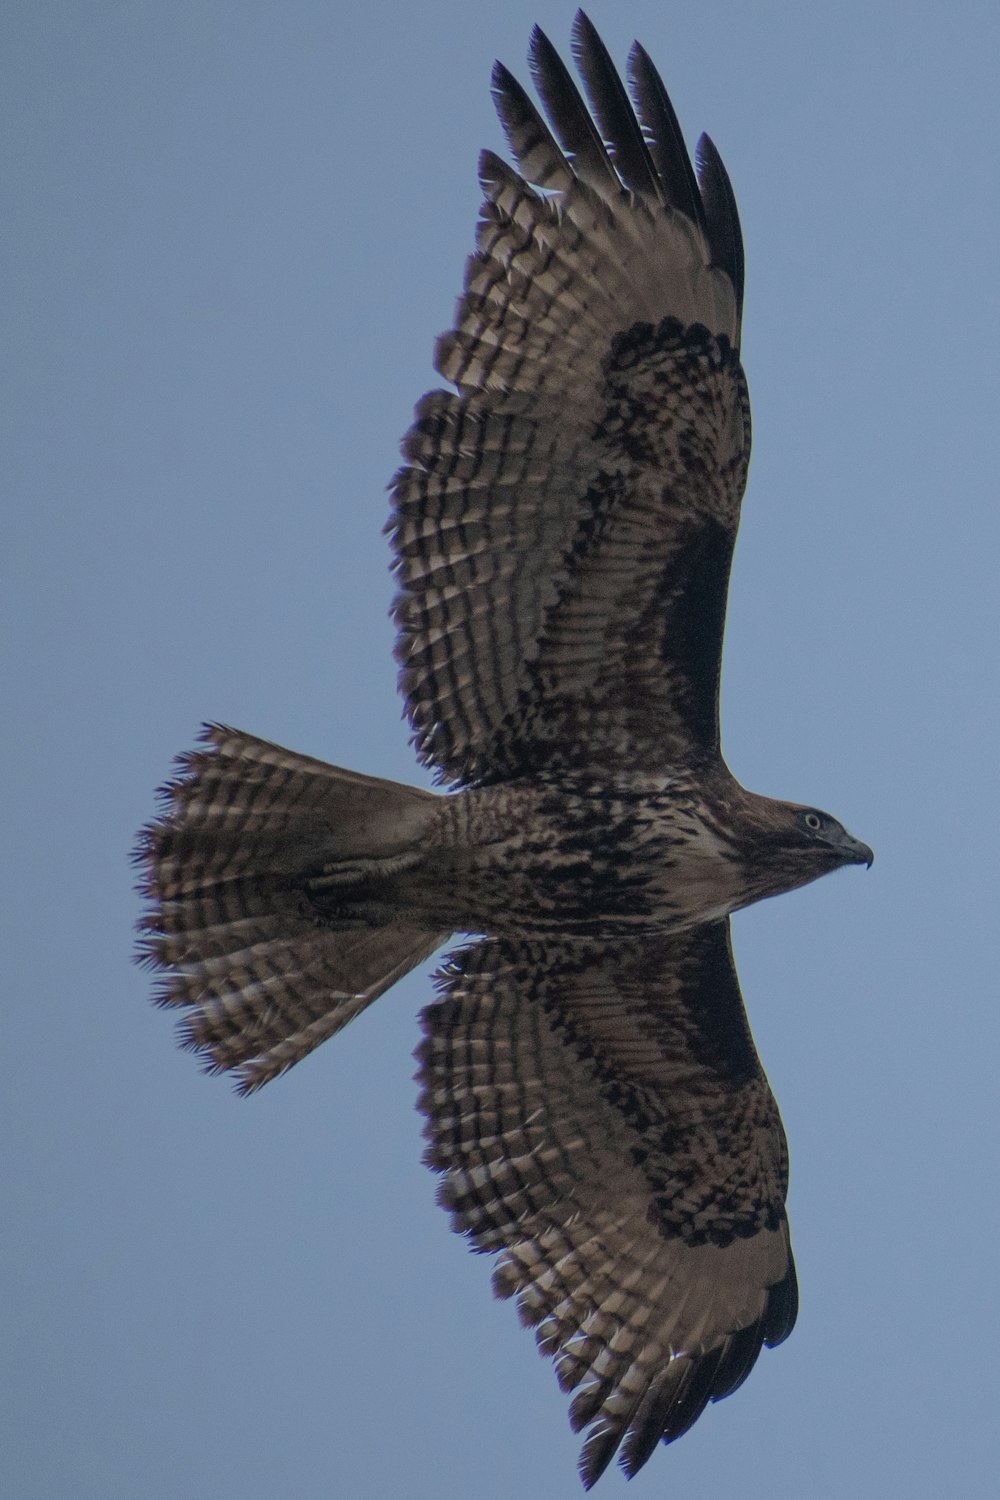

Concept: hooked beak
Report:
left=837, top=829, right=874, bottom=868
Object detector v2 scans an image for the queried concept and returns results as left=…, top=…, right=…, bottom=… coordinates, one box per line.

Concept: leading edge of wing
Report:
left=389, top=15, right=750, bottom=785
left=416, top=922, right=797, bottom=1485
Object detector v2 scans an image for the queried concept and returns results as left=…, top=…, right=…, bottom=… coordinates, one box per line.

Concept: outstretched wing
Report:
left=417, top=923, right=796, bottom=1487
left=390, top=12, right=750, bottom=785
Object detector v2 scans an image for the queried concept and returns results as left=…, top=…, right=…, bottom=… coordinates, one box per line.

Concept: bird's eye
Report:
left=803, top=812, right=822, bottom=831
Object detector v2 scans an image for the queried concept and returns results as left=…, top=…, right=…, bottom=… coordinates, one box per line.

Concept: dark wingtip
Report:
left=569, top=9, right=659, bottom=198
left=490, top=56, right=511, bottom=93
left=577, top=1424, right=620, bottom=1490
left=626, top=39, right=707, bottom=231
left=696, top=132, right=745, bottom=331
left=528, top=20, right=560, bottom=83
left=763, top=1257, right=799, bottom=1347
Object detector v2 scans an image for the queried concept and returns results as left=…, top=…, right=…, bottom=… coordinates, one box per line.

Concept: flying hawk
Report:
left=136, top=11, right=872, bottom=1487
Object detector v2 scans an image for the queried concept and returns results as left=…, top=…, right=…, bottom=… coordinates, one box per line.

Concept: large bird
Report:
left=136, top=11, right=872, bottom=1486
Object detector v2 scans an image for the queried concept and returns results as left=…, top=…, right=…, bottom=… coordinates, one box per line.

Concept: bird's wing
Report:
left=390, top=13, right=749, bottom=785
left=417, top=921, right=796, bottom=1487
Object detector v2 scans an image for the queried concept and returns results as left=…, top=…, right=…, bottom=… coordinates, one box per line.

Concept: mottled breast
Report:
left=416, top=775, right=749, bottom=938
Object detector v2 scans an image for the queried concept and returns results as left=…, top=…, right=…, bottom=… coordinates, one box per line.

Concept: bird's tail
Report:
left=134, top=724, right=447, bottom=1092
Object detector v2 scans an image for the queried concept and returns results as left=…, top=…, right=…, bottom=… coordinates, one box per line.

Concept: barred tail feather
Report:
left=135, top=724, right=447, bottom=1092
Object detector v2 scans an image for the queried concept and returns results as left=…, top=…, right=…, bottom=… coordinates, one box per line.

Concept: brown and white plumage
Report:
left=390, top=15, right=746, bottom=783
left=418, top=927, right=797, bottom=1485
left=136, top=11, right=871, bottom=1487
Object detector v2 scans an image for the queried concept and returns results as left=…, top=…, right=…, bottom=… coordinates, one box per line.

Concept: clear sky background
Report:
left=4, top=2, right=999, bottom=1496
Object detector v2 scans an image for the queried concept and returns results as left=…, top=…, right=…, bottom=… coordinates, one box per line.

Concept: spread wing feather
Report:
left=390, top=11, right=750, bottom=785
left=528, top=25, right=622, bottom=197
left=571, top=13, right=661, bottom=201
left=417, top=922, right=796, bottom=1487
left=627, top=41, right=707, bottom=231
left=696, top=134, right=746, bottom=330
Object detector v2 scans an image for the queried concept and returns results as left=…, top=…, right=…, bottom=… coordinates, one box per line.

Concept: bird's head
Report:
left=732, top=792, right=873, bottom=903
left=778, top=803, right=873, bottom=869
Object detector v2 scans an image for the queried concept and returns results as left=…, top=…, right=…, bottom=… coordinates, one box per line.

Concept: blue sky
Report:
left=4, top=2, right=999, bottom=1496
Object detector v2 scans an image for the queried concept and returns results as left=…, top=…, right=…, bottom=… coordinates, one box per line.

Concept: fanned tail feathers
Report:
left=135, top=725, right=445, bottom=1092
